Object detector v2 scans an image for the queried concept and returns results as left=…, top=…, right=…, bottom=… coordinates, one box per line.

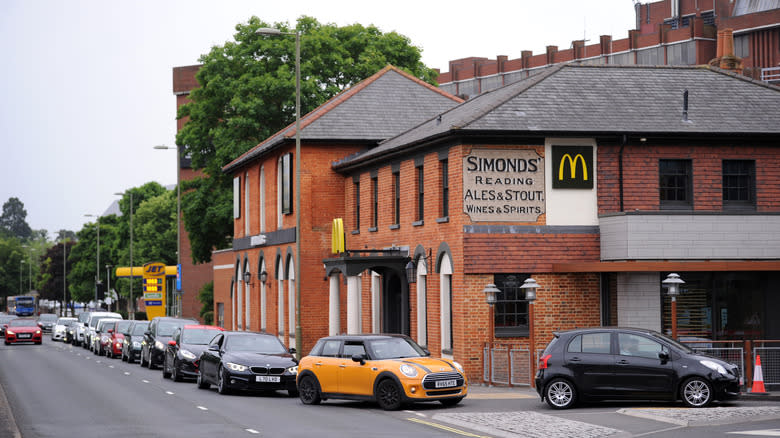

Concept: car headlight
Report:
left=399, top=363, right=418, bottom=378
left=36, top=330, right=41, bottom=335
left=452, top=361, right=464, bottom=373
left=180, top=349, right=197, bottom=360
left=700, top=360, right=727, bottom=375
left=286, top=365, right=298, bottom=375
left=155, top=341, right=165, bottom=350
left=6, top=330, right=14, bottom=335
left=225, top=362, right=247, bottom=372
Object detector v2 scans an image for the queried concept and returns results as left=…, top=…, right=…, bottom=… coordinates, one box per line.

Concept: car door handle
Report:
left=314, top=362, right=323, bottom=366
left=339, top=364, right=346, bottom=368
left=569, top=357, right=581, bottom=362
left=617, top=359, right=630, bottom=365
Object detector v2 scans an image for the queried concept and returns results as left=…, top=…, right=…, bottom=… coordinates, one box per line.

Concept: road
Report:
left=2, top=340, right=780, bottom=438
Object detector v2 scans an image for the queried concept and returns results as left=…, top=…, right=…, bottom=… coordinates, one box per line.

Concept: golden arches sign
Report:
left=552, top=146, right=593, bottom=189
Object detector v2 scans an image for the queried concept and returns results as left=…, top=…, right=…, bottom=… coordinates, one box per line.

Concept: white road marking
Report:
left=142, top=379, right=150, bottom=383
left=246, top=429, right=260, bottom=434
left=165, top=391, right=174, bottom=395
left=123, top=372, right=131, bottom=375
left=404, top=410, right=426, bottom=417
left=728, top=430, right=780, bottom=436
left=197, top=406, right=208, bottom=411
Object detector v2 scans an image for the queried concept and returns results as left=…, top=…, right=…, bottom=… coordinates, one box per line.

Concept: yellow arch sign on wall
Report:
left=115, top=263, right=177, bottom=319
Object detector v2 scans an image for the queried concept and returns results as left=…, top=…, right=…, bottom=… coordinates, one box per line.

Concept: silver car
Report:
left=52, top=317, right=77, bottom=341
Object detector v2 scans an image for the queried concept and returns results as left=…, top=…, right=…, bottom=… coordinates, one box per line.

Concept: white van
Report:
left=83, top=311, right=122, bottom=351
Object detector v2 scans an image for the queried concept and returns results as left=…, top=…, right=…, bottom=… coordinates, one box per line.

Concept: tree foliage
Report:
left=197, top=281, right=214, bottom=325
left=0, top=197, right=33, bottom=240
left=177, top=16, right=438, bottom=263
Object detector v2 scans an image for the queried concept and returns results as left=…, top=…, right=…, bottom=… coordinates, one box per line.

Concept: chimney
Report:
left=521, top=50, right=532, bottom=70
left=709, top=28, right=743, bottom=74
left=546, top=46, right=558, bottom=65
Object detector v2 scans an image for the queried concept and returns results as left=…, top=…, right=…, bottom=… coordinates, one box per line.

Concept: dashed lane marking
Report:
left=166, top=391, right=174, bottom=395
left=407, top=418, right=492, bottom=437
left=727, top=430, right=780, bottom=436
left=246, top=429, right=260, bottom=434
left=197, top=406, right=208, bottom=411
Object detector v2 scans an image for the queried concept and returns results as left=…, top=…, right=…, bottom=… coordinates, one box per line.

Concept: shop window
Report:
left=493, top=274, right=530, bottom=337
left=659, top=159, right=692, bottom=209
left=722, top=160, right=755, bottom=210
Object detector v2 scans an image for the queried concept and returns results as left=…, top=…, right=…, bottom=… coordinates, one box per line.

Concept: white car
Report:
left=74, top=312, right=92, bottom=346
left=51, top=317, right=77, bottom=341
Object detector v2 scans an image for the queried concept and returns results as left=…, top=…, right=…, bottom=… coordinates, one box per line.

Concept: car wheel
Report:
left=217, top=366, right=231, bottom=395
left=172, top=361, right=182, bottom=382
left=545, top=378, right=577, bottom=409
left=197, top=369, right=209, bottom=389
left=439, top=397, right=463, bottom=407
left=148, top=353, right=157, bottom=370
left=162, top=359, right=171, bottom=379
left=140, top=350, right=148, bottom=367
left=298, top=375, right=321, bottom=405
left=375, top=379, right=403, bottom=411
left=681, top=377, right=713, bottom=408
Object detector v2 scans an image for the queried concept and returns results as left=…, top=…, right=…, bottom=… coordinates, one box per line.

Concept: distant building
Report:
left=437, top=0, right=780, bottom=98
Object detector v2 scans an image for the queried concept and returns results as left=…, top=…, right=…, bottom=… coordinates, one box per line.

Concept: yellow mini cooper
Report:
left=297, top=334, right=467, bottom=410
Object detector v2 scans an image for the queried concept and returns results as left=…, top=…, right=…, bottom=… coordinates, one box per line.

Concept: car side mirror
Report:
left=422, top=348, right=431, bottom=357
left=288, top=347, right=296, bottom=355
left=108, top=329, right=113, bottom=334
left=144, top=331, right=151, bottom=336
left=658, top=351, right=670, bottom=362
left=168, top=340, right=177, bottom=346
left=208, top=344, right=220, bottom=352
left=351, top=354, right=367, bottom=365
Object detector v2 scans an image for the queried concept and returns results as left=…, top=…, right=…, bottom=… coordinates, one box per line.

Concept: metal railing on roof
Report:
left=761, top=66, right=780, bottom=84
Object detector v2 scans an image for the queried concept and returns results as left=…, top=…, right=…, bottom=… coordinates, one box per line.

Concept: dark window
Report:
left=722, top=160, right=755, bottom=209
left=493, top=274, right=530, bottom=337
left=701, top=10, right=715, bottom=26
left=281, top=153, right=292, bottom=215
left=567, top=333, right=611, bottom=354
left=354, top=181, right=360, bottom=230
left=371, top=176, right=378, bottom=228
left=393, top=171, right=400, bottom=225
left=441, top=159, right=449, bottom=217
left=342, top=342, right=366, bottom=358
left=659, top=159, right=693, bottom=209
left=416, top=165, right=424, bottom=221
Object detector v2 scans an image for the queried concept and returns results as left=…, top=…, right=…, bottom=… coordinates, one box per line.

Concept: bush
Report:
left=202, top=311, right=214, bottom=325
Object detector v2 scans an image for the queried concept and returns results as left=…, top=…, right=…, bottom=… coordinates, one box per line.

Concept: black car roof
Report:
left=317, top=333, right=411, bottom=341
left=553, top=327, right=663, bottom=337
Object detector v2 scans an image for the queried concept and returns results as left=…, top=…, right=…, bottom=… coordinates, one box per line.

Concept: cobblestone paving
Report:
left=618, top=406, right=780, bottom=426
left=433, top=411, right=628, bottom=438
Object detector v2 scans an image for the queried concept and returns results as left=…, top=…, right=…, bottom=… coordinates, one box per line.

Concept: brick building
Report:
left=438, top=0, right=780, bottom=98
left=214, top=61, right=780, bottom=383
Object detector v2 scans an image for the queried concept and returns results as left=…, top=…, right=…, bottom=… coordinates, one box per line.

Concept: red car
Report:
left=5, top=318, right=43, bottom=345
left=106, top=320, right=133, bottom=359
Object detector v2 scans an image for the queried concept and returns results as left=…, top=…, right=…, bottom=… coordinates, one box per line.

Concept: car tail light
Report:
left=539, top=354, right=551, bottom=370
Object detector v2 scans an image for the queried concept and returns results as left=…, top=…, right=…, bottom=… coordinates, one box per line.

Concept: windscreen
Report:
left=158, top=321, right=181, bottom=336
left=132, top=323, right=149, bottom=335
left=225, top=335, right=287, bottom=354
left=367, top=337, right=426, bottom=359
left=181, top=329, right=220, bottom=345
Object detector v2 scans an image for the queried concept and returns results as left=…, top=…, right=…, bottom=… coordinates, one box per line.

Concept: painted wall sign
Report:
left=463, top=148, right=545, bottom=222
left=551, top=145, right=593, bottom=189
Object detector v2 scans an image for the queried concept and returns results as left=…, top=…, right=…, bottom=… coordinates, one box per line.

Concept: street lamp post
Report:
left=520, top=278, right=540, bottom=388
left=84, top=214, right=101, bottom=303
left=106, top=264, right=113, bottom=312
left=153, top=145, right=181, bottom=316
left=256, top=26, right=302, bottom=359
left=20, top=259, right=24, bottom=295
left=115, top=192, right=134, bottom=319
left=62, top=240, right=68, bottom=316
left=663, top=273, right=685, bottom=340
left=482, top=283, right=500, bottom=386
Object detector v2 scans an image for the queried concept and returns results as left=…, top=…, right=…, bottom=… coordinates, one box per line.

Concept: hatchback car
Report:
left=4, top=318, right=43, bottom=345
left=197, top=331, right=298, bottom=395
left=37, top=313, right=59, bottom=333
left=121, top=320, right=149, bottom=363
left=535, top=327, right=741, bottom=409
left=52, top=317, right=77, bottom=341
left=105, top=320, right=133, bottom=358
left=163, top=324, right=224, bottom=381
left=93, top=318, right=121, bottom=355
left=297, top=334, right=467, bottom=410
left=141, top=317, right=198, bottom=369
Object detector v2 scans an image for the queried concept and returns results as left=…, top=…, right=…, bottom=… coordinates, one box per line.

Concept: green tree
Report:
left=198, top=281, right=214, bottom=325
left=39, top=241, right=74, bottom=303
left=0, top=237, right=27, bottom=308
left=68, top=216, right=118, bottom=304
left=0, top=197, right=33, bottom=240
left=177, top=15, right=437, bottom=263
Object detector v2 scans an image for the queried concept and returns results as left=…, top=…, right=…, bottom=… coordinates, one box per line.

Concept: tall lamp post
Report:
left=20, top=259, right=25, bottom=295
left=520, top=278, right=539, bottom=387
left=256, top=26, right=302, bottom=359
left=84, top=214, right=101, bottom=303
left=115, top=192, right=134, bottom=319
left=153, top=145, right=181, bottom=316
left=62, top=240, right=68, bottom=316
left=663, top=273, right=685, bottom=340
left=482, top=283, right=500, bottom=386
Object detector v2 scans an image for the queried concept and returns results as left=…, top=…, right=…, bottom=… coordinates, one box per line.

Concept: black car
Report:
left=121, top=320, right=149, bottom=363
left=535, top=327, right=740, bottom=409
left=141, top=317, right=197, bottom=369
left=163, top=324, right=224, bottom=381
left=197, top=331, right=298, bottom=395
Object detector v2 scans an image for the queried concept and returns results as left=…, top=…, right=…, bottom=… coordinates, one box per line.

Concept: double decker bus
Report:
left=7, top=295, right=37, bottom=316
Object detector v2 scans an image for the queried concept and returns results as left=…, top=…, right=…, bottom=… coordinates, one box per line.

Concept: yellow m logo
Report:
left=558, top=153, right=588, bottom=181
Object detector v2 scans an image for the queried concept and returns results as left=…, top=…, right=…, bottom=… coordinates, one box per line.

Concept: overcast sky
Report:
left=0, top=0, right=637, bottom=237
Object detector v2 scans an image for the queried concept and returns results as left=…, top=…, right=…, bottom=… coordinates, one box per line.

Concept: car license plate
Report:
left=435, top=379, right=457, bottom=388
left=256, top=376, right=280, bottom=383
left=18, top=334, right=31, bottom=339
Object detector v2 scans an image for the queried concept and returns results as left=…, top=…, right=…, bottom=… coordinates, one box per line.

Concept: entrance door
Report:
left=381, top=273, right=408, bottom=335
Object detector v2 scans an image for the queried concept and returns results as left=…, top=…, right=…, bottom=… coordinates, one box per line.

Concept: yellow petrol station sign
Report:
left=142, top=262, right=167, bottom=319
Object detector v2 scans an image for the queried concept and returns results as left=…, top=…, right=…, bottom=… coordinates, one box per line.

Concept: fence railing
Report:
left=482, top=339, right=779, bottom=389
left=761, top=66, right=780, bottom=84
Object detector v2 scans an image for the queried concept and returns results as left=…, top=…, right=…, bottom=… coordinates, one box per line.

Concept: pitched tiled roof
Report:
left=335, top=64, right=780, bottom=170
left=222, top=65, right=462, bottom=173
